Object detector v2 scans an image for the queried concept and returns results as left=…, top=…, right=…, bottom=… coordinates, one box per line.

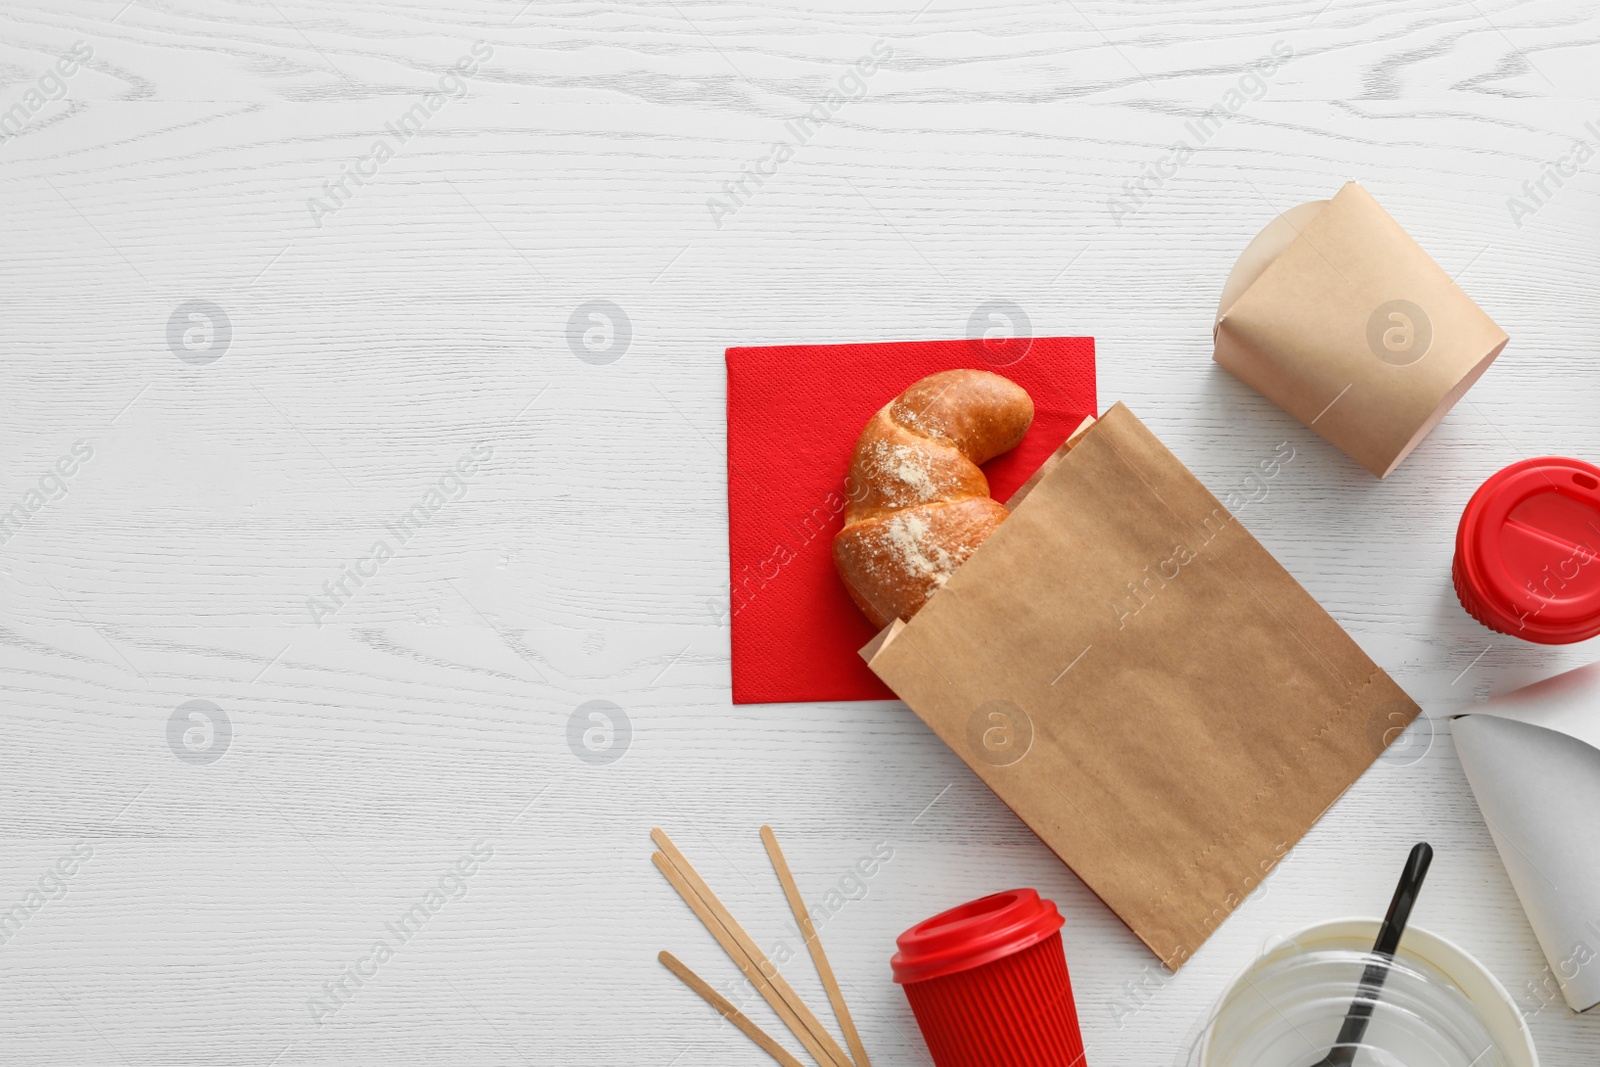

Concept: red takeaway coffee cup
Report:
left=891, top=889, right=1086, bottom=1067
left=1453, top=456, right=1600, bottom=643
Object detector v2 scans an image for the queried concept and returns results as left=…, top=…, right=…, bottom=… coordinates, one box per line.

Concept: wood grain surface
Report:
left=3, top=0, right=1600, bottom=1064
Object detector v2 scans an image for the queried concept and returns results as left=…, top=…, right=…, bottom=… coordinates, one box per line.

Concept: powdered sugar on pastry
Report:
left=885, top=512, right=957, bottom=585
left=856, top=437, right=947, bottom=507
left=886, top=444, right=935, bottom=499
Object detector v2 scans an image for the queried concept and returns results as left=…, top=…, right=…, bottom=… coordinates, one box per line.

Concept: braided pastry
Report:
left=834, top=369, right=1034, bottom=628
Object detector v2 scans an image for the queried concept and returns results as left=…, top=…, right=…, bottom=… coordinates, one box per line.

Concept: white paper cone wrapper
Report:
left=1455, top=662, right=1600, bottom=1013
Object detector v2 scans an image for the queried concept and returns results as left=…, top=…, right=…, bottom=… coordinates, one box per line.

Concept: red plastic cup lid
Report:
left=890, top=888, right=1065, bottom=985
left=1457, top=457, right=1600, bottom=642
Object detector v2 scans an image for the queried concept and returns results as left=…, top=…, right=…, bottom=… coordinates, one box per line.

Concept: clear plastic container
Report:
left=1185, top=921, right=1537, bottom=1067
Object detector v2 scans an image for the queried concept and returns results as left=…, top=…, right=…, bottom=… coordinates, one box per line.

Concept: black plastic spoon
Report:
left=1310, top=842, right=1434, bottom=1067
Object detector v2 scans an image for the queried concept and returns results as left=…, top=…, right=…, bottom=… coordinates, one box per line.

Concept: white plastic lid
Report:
left=1186, top=946, right=1512, bottom=1067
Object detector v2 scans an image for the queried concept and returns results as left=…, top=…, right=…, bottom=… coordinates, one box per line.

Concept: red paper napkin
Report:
left=726, top=337, right=1096, bottom=704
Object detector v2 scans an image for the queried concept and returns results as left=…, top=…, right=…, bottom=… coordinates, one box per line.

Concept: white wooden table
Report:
left=3, top=1, right=1600, bottom=1063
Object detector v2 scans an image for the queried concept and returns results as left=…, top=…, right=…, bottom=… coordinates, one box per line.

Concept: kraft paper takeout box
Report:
left=863, top=403, right=1419, bottom=968
left=1214, top=182, right=1508, bottom=478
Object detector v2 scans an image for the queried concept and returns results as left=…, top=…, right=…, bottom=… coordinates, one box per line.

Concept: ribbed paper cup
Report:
left=891, top=889, right=1086, bottom=1067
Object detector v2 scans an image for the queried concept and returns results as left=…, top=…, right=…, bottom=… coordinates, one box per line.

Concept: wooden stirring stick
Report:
left=652, top=829, right=855, bottom=1067
left=651, top=852, right=831, bottom=1067
left=658, top=951, right=808, bottom=1067
left=760, top=826, right=871, bottom=1067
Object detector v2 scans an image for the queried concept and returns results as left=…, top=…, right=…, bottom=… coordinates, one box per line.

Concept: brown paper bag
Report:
left=863, top=403, right=1418, bottom=968
left=1214, top=182, right=1508, bottom=478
